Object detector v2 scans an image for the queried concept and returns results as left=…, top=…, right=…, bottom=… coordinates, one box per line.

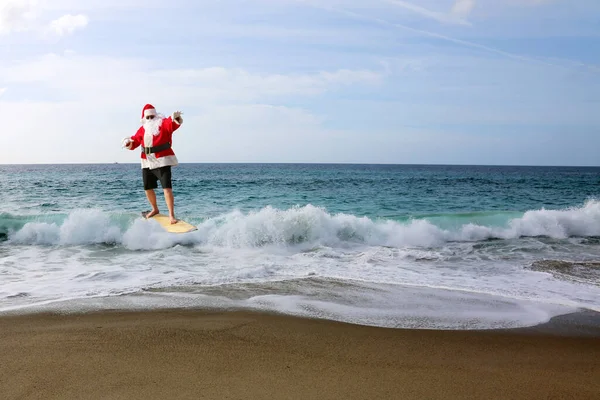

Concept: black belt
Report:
left=142, top=142, right=171, bottom=155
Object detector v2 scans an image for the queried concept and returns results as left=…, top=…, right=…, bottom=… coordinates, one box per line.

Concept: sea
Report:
left=1, top=163, right=600, bottom=330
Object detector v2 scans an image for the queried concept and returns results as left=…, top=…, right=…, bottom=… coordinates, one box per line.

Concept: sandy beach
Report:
left=1, top=309, right=599, bottom=400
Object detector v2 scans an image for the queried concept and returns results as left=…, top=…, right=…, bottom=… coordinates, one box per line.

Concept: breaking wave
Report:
left=4, top=199, right=600, bottom=250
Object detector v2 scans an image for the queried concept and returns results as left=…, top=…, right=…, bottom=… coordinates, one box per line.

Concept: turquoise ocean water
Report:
left=1, top=163, right=600, bottom=329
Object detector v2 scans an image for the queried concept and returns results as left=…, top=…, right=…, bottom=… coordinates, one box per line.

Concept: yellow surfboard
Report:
left=141, top=212, right=198, bottom=233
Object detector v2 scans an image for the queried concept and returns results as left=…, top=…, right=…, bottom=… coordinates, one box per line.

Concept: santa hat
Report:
left=141, top=104, right=157, bottom=119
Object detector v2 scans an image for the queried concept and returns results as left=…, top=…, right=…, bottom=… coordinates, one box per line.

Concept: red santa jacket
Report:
left=126, top=115, right=181, bottom=169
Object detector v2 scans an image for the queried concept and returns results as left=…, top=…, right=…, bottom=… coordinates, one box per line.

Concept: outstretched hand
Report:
left=172, top=111, right=183, bottom=125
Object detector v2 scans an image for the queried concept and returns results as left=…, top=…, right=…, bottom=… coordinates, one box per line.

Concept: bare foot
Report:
left=145, top=209, right=160, bottom=219
left=170, top=216, right=178, bottom=224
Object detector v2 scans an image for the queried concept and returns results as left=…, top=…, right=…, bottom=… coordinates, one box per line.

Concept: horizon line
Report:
left=1, top=162, right=599, bottom=168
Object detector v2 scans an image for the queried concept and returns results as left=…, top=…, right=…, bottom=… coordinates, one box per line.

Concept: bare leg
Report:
left=144, top=189, right=160, bottom=218
left=164, top=188, right=178, bottom=224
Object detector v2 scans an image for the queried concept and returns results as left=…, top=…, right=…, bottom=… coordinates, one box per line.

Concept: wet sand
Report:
left=1, top=309, right=599, bottom=399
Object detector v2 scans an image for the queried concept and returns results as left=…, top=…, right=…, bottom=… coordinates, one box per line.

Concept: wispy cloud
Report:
left=451, top=0, right=476, bottom=19
left=385, top=0, right=470, bottom=26
left=0, top=0, right=88, bottom=37
left=0, top=0, right=38, bottom=34
left=386, top=0, right=552, bottom=26
left=311, top=4, right=548, bottom=65
left=449, top=0, right=556, bottom=19
left=298, top=0, right=598, bottom=74
left=0, top=53, right=384, bottom=106
left=48, top=14, right=88, bottom=36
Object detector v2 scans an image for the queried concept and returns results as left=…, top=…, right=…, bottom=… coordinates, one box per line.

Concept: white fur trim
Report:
left=141, top=155, right=179, bottom=170
left=144, top=127, right=153, bottom=148
left=143, top=108, right=157, bottom=118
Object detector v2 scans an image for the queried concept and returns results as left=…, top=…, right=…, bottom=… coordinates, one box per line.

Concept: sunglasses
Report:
left=145, top=115, right=155, bottom=120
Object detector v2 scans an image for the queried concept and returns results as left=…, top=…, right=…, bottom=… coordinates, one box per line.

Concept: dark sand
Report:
left=1, top=309, right=599, bottom=400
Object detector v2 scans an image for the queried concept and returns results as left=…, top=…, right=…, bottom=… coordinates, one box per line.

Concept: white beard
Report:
left=142, top=115, right=164, bottom=148
left=142, top=115, right=164, bottom=136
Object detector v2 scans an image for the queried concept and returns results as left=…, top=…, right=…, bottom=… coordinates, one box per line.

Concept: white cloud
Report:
left=150, top=67, right=383, bottom=100
left=0, top=53, right=384, bottom=163
left=0, top=0, right=88, bottom=37
left=0, top=87, right=6, bottom=97
left=0, top=0, right=39, bottom=34
left=1, top=0, right=595, bottom=166
left=0, top=53, right=383, bottom=108
left=48, top=13, right=87, bottom=36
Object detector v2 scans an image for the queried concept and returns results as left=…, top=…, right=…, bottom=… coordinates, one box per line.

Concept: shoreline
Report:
left=1, top=308, right=599, bottom=399
left=502, top=308, right=600, bottom=337
left=3, top=305, right=600, bottom=336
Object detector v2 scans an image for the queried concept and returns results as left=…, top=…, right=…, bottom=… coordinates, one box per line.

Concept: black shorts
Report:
left=142, top=166, right=172, bottom=190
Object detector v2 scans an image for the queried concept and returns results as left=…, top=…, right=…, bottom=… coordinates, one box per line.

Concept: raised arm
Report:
left=172, top=111, right=183, bottom=126
left=157, top=111, right=184, bottom=135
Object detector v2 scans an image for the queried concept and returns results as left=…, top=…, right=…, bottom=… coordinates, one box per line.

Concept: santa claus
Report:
left=122, top=104, right=184, bottom=224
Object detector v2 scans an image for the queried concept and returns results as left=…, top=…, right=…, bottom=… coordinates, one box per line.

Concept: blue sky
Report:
left=1, top=0, right=599, bottom=165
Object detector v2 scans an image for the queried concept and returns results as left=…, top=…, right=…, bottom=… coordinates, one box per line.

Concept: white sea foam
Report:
left=2, top=201, right=600, bottom=328
left=8, top=200, right=600, bottom=250
left=0, top=279, right=578, bottom=330
left=12, top=209, right=121, bottom=245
